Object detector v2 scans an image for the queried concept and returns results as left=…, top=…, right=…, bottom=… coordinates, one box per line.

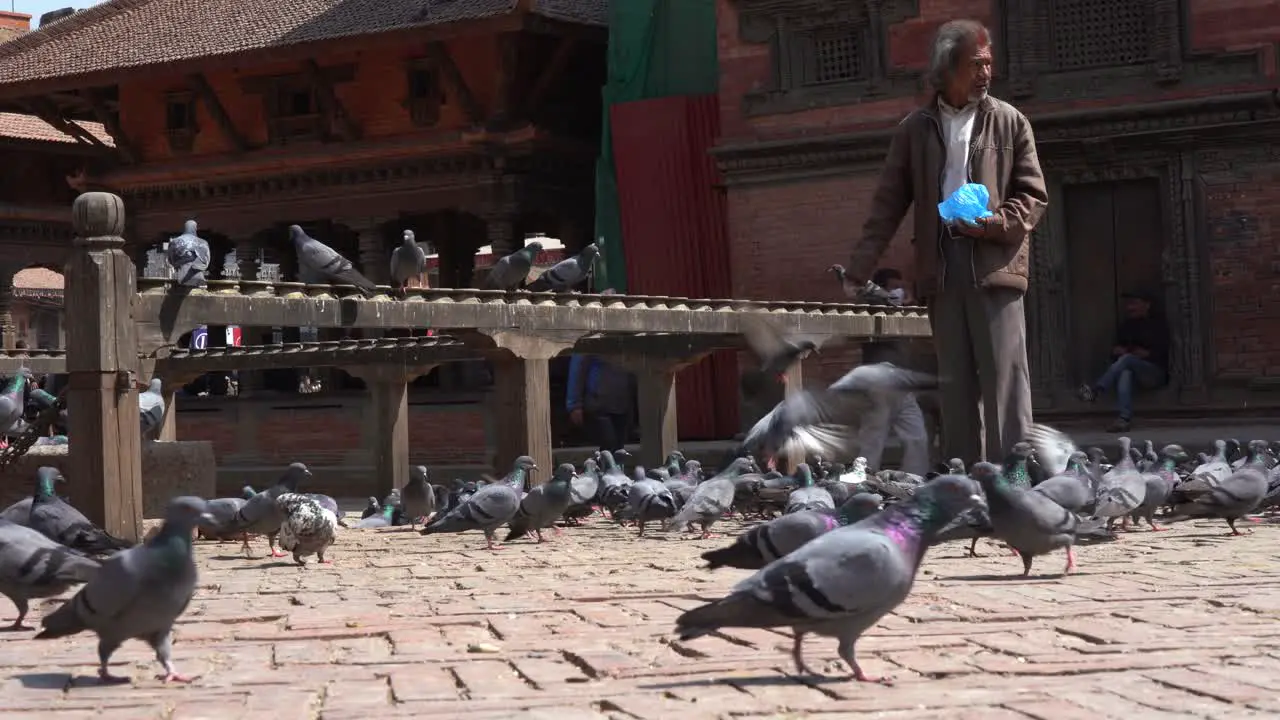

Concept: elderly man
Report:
left=845, top=19, right=1048, bottom=464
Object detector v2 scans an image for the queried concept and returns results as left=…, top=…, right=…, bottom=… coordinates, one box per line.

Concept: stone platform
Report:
left=2, top=510, right=1279, bottom=719
left=0, top=441, right=217, bottom=520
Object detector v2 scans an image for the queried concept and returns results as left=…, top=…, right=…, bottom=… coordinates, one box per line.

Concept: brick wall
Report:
left=174, top=393, right=491, bottom=497
left=715, top=0, right=1280, bottom=394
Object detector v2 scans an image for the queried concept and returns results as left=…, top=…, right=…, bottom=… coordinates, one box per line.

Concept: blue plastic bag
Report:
left=937, top=182, right=994, bottom=225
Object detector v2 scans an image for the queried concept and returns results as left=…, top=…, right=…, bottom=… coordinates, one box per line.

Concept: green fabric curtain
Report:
left=592, top=0, right=719, bottom=292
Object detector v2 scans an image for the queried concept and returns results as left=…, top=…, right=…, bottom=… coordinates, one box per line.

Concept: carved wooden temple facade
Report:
left=0, top=0, right=612, bottom=484
left=713, top=0, right=1280, bottom=417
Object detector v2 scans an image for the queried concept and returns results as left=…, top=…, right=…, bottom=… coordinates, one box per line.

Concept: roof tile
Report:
left=0, top=111, right=115, bottom=145
left=0, top=0, right=605, bottom=89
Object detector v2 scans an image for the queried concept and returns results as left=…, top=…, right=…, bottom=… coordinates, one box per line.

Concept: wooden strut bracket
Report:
left=425, top=41, right=484, bottom=125
left=302, top=60, right=361, bottom=141
left=187, top=73, right=249, bottom=152
left=22, top=96, right=108, bottom=149
left=85, top=89, right=137, bottom=163
left=522, top=37, right=577, bottom=117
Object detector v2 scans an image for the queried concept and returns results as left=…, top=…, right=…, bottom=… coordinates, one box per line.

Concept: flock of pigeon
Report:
left=166, top=219, right=600, bottom=294
left=0, top=368, right=167, bottom=451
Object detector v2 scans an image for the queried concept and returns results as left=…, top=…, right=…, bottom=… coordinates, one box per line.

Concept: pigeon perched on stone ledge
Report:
left=166, top=220, right=211, bottom=287
left=526, top=243, right=597, bottom=292
left=291, top=224, right=377, bottom=297
left=389, top=229, right=426, bottom=293
left=484, top=240, right=543, bottom=290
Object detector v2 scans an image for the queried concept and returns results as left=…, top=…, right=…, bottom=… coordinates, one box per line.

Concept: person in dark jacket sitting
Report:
left=566, top=351, right=635, bottom=453
left=1077, top=291, right=1169, bottom=433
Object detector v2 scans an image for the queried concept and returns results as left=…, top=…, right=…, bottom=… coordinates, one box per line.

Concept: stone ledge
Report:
left=0, top=440, right=217, bottom=518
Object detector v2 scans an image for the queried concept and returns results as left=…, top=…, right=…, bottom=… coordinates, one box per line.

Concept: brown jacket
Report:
left=849, top=94, right=1049, bottom=295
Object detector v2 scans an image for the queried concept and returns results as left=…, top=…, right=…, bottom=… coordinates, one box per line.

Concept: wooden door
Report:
left=1062, top=178, right=1165, bottom=386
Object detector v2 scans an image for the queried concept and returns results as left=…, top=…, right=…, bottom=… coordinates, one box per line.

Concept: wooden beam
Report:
left=22, top=96, right=108, bottom=148
left=489, top=32, right=519, bottom=128
left=301, top=59, right=361, bottom=141
left=187, top=73, right=249, bottom=152
left=425, top=41, right=484, bottom=124
left=523, top=37, right=577, bottom=115
left=85, top=89, right=137, bottom=163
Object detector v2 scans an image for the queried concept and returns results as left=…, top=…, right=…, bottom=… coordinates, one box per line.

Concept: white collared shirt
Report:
left=938, top=99, right=978, bottom=199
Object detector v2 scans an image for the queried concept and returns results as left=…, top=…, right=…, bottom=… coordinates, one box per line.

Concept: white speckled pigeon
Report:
left=676, top=474, right=985, bottom=683
left=506, top=463, right=575, bottom=543
left=389, top=229, right=426, bottom=293
left=275, top=493, right=337, bottom=565
left=36, top=496, right=212, bottom=684
left=400, top=465, right=435, bottom=528
left=216, top=462, right=310, bottom=557
left=525, top=243, right=598, bottom=292
left=166, top=219, right=211, bottom=287
left=27, top=467, right=132, bottom=556
left=420, top=455, right=536, bottom=550
left=290, top=224, right=377, bottom=297
left=484, top=240, right=543, bottom=290
left=0, top=518, right=100, bottom=630
left=138, top=378, right=166, bottom=440
left=1166, top=439, right=1270, bottom=536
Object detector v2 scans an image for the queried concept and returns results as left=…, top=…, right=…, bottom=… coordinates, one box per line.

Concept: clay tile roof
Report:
left=0, top=0, right=606, bottom=88
left=0, top=111, right=115, bottom=146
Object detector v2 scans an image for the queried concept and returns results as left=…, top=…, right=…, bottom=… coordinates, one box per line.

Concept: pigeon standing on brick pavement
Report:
left=1164, top=439, right=1270, bottom=536
left=400, top=465, right=436, bottom=529
left=27, top=467, right=133, bottom=556
left=506, top=462, right=576, bottom=543
left=701, top=491, right=884, bottom=571
left=166, top=220, right=211, bottom=287
left=389, top=229, right=426, bottom=294
left=36, top=496, right=212, bottom=684
left=668, top=457, right=757, bottom=539
left=216, top=462, right=310, bottom=558
left=624, top=474, right=678, bottom=537
left=525, top=242, right=597, bottom=292
left=484, top=240, right=543, bottom=290
left=138, top=377, right=166, bottom=440
left=274, top=492, right=337, bottom=565
left=197, top=493, right=249, bottom=541
left=420, top=455, right=536, bottom=550
left=0, top=518, right=100, bottom=630
left=676, top=474, right=985, bottom=683
left=291, top=224, right=378, bottom=297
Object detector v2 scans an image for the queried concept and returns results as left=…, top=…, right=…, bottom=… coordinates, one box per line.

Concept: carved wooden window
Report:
left=1050, top=0, right=1153, bottom=71
left=266, top=78, right=321, bottom=145
left=784, top=23, right=870, bottom=88
left=405, top=59, right=443, bottom=127
left=164, top=91, right=196, bottom=153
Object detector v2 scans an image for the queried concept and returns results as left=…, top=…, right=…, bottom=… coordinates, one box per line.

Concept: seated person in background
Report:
left=1077, top=291, right=1169, bottom=433
left=856, top=268, right=930, bottom=476
left=566, top=292, right=636, bottom=453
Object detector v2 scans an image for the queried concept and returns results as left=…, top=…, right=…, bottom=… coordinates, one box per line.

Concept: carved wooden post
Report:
left=155, top=371, right=202, bottom=442
left=65, top=192, right=143, bottom=541
left=618, top=355, right=703, bottom=469
left=348, top=364, right=434, bottom=498
left=486, top=332, right=575, bottom=487
left=0, top=265, right=15, bottom=350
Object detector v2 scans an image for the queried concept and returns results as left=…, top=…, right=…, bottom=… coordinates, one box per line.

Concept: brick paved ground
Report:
left=3, top=512, right=1280, bottom=719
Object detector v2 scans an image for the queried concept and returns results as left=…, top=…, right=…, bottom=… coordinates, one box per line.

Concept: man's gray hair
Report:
left=927, top=19, right=992, bottom=91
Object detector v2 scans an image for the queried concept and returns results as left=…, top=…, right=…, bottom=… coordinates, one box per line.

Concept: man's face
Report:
left=1124, top=298, right=1150, bottom=318
left=949, top=42, right=993, bottom=103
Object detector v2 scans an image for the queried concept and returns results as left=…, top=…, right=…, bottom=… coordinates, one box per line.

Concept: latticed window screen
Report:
left=1050, top=0, right=1152, bottom=70
left=804, top=24, right=866, bottom=85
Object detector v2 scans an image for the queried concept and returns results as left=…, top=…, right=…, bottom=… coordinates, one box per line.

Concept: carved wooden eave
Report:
left=302, top=59, right=362, bottom=141
left=18, top=96, right=112, bottom=152
left=733, top=0, right=923, bottom=116
left=425, top=41, right=484, bottom=124
left=522, top=37, right=577, bottom=116
left=85, top=88, right=136, bottom=163
left=713, top=90, right=1280, bottom=186
left=187, top=73, right=249, bottom=152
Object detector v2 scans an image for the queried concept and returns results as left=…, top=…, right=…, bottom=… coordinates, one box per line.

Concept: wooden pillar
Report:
left=65, top=191, right=143, bottom=541
left=619, top=355, right=705, bottom=469
left=349, top=364, right=433, bottom=497
left=0, top=265, right=16, bottom=350
left=491, top=354, right=550, bottom=486
left=486, top=213, right=518, bottom=259
left=155, top=371, right=200, bottom=442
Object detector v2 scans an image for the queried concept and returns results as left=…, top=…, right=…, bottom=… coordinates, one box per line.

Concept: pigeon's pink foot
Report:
left=1246, top=517, right=1263, bottom=523
left=1149, top=523, right=1168, bottom=531
left=852, top=669, right=894, bottom=685
left=269, top=551, right=288, bottom=558
left=1064, top=546, right=1077, bottom=575
left=553, top=526, right=564, bottom=536
left=158, top=672, right=197, bottom=684
left=320, top=560, right=334, bottom=565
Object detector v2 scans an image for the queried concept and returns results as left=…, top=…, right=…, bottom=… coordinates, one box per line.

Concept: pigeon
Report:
left=389, top=229, right=427, bottom=293
left=1031, top=451, right=1096, bottom=514
left=306, top=493, right=340, bottom=518
left=669, top=457, right=755, bottom=538
left=360, top=496, right=381, bottom=520
left=420, top=455, right=536, bottom=550
left=1128, top=445, right=1188, bottom=531
left=399, top=466, right=436, bottom=529
left=290, top=224, right=377, bottom=297
left=505, top=463, right=576, bottom=543
left=138, top=378, right=166, bottom=441
left=785, top=464, right=835, bottom=514
left=0, top=519, right=100, bottom=630
left=0, top=369, right=32, bottom=436
left=1166, top=440, right=1270, bottom=535
left=970, top=461, right=1115, bottom=576
left=525, top=243, right=598, bottom=292
left=701, top=492, right=884, bottom=571
left=484, top=241, right=544, bottom=290
left=166, top=220, right=211, bottom=287
left=675, top=475, right=985, bottom=682
left=563, top=460, right=601, bottom=525
left=26, top=467, right=133, bottom=556
left=738, top=315, right=824, bottom=401
left=275, top=493, right=337, bottom=564
left=35, top=496, right=213, bottom=684
left=215, top=462, right=310, bottom=557
left=625, top=476, right=678, bottom=536
left=197, top=494, right=249, bottom=541
left=356, top=503, right=398, bottom=528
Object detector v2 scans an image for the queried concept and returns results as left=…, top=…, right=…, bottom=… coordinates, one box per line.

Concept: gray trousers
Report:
left=927, top=285, right=1033, bottom=464
left=857, top=392, right=931, bottom=476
